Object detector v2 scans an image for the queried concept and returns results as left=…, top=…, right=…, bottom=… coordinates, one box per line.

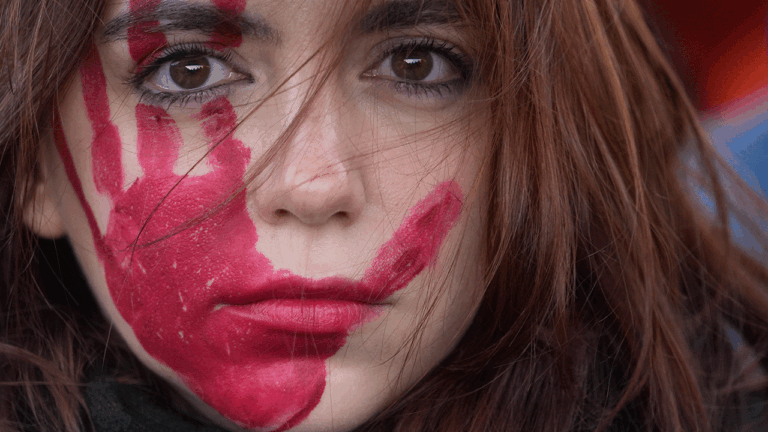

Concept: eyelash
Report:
left=127, top=43, right=249, bottom=109
left=128, top=38, right=475, bottom=109
left=367, top=37, right=474, bottom=99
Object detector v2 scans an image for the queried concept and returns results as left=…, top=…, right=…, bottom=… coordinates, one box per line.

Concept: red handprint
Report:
left=53, top=1, right=464, bottom=429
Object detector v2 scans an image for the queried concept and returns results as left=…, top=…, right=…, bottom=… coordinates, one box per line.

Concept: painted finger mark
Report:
left=80, top=45, right=124, bottom=199
left=135, top=104, right=184, bottom=175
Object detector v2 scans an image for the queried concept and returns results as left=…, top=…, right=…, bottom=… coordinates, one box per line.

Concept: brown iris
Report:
left=391, top=48, right=433, bottom=81
left=169, top=56, right=211, bottom=89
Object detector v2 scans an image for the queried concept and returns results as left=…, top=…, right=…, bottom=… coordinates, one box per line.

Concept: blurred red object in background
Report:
left=640, top=0, right=768, bottom=112
left=641, top=0, right=768, bottom=260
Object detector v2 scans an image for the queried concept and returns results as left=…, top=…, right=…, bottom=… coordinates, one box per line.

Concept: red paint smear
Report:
left=362, top=182, right=461, bottom=293
left=209, top=0, right=247, bottom=47
left=128, top=0, right=166, bottom=67
left=52, top=109, right=110, bottom=259
left=212, top=0, right=246, bottom=11
left=135, top=104, right=183, bottom=173
left=58, top=9, right=465, bottom=430
left=80, top=45, right=124, bottom=198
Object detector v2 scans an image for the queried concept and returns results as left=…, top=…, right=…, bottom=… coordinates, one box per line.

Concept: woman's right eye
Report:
left=129, top=44, right=252, bottom=108
left=145, top=55, right=245, bottom=93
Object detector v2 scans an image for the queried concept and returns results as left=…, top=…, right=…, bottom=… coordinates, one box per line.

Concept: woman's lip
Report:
left=205, top=275, right=391, bottom=339
left=217, top=299, right=384, bottom=335
left=211, top=275, right=394, bottom=309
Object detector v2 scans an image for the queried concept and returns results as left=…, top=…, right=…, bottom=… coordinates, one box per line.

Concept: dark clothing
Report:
left=84, top=377, right=228, bottom=432
left=83, top=376, right=768, bottom=432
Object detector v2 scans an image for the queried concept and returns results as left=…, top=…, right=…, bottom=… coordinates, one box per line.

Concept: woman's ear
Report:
left=23, top=137, right=66, bottom=239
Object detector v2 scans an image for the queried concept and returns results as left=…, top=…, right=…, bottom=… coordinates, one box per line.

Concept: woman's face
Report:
left=36, top=0, right=489, bottom=430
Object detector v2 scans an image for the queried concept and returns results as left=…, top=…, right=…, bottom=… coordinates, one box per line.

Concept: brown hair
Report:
left=2, top=0, right=768, bottom=431
left=1, top=1, right=105, bottom=431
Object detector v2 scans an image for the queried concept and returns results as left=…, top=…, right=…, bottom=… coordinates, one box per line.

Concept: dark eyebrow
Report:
left=100, top=0, right=462, bottom=45
left=358, top=0, right=463, bottom=34
left=100, top=1, right=280, bottom=45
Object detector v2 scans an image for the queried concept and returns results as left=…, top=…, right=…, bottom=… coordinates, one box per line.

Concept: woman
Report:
left=2, top=0, right=767, bottom=431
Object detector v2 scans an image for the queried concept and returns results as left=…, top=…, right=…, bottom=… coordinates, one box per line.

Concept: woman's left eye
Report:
left=363, top=38, right=475, bottom=99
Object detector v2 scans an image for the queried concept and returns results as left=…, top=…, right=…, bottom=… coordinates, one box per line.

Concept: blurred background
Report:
left=641, top=0, right=768, bottom=196
left=640, top=0, right=768, bottom=261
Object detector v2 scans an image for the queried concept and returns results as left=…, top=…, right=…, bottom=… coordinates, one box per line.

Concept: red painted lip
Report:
left=213, top=275, right=395, bottom=307
left=221, top=299, right=381, bottom=335
left=208, top=274, right=395, bottom=335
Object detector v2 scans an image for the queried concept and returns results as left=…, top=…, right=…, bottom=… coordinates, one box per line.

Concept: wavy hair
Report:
left=2, top=0, right=768, bottom=431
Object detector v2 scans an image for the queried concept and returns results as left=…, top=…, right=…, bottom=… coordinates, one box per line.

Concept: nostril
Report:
left=259, top=160, right=365, bottom=226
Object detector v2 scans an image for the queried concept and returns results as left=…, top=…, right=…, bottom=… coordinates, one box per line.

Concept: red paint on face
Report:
left=209, top=0, right=247, bottom=47
left=127, top=0, right=165, bottom=66
left=127, top=0, right=245, bottom=60
left=81, top=45, right=124, bottom=198
left=55, top=4, right=464, bottom=429
left=213, top=0, right=246, bottom=10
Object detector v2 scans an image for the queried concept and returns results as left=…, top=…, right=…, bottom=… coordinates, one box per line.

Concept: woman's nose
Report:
left=253, top=95, right=366, bottom=227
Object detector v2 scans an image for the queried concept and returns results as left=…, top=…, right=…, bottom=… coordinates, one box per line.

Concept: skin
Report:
left=30, top=0, right=490, bottom=430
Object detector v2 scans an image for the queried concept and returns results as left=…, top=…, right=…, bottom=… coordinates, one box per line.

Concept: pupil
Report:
left=392, top=49, right=433, bottom=81
left=169, top=57, right=212, bottom=90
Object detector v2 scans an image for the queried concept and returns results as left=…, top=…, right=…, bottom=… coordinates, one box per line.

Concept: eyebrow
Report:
left=101, top=2, right=279, bottom=44
left=358, top=0, right=463, bottom=34
left=100, top=0, right=462, bottom=44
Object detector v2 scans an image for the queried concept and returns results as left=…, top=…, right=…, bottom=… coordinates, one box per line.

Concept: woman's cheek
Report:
left=103, top=96, right=323, bottom=431
left=62, top=37, right=329, bottom=430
